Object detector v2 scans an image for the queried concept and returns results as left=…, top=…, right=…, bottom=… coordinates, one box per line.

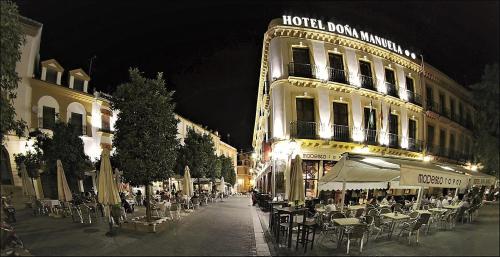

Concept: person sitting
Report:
left=120, top=193, right=134, bottom=213
left=421, top=195, right=430, bottom=206
left=380, top=196, right=389, bottom=206
left=441, top=196, right=450, bottom=207
left=430, top=195, right=437, bottom=204
left=325, top=198, right=336, bottom=212
left=436, top=197, right=444, bottom=208
left=458, top=198, right=470, bottom=209
left=388, top=195, right=395, bottom=205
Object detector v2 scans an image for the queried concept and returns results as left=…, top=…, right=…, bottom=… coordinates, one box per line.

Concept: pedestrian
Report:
left=251, top=188, right=257, bottom=206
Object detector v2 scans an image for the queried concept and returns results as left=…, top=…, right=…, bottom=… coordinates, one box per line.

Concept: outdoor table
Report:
left=443, top=205, right=461, bottom=210
left=415, top=210, right=432, bottom=215
left=332, top=218, right=361, bottom=248
left=381, top=212, right=410, bottom=239
left=348, top=205, right=366, bottom=210
left=268, top=200, right=288, bottom=230
left=275, top=207, right=307, bottom=248
left=428, top=208, right=448, bottom=214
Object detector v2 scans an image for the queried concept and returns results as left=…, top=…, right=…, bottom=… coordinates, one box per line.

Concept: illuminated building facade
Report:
left=252, top=16, right=477, bottom=198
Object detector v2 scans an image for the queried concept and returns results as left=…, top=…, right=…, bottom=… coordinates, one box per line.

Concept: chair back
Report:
left=347, top=224, right=368, bottom=239
left=354, top=208, right=364, bottom=218
left=331, top=212, right=346, bottom=219
left=411, top=219, right=425, bottom=231
left=364, top=215, right=374, bottom=226
left=419, top=213, right=431, bottom=225
left=393, top=203, right=403, bottom=212
left=367, top=209, right=379, bottom=217
left=379, top=208, right=391, bottom=215
left=344, top=209, right=352, bottom=217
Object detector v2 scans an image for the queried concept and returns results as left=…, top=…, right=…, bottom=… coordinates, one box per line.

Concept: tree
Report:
left=1, top=1, right=26, bottom=143
left=112, top=68, right=178, bottom=222
left=220, top=155, right=236, bottom=186
left=176, top=128, right=217, bottom=193
left=469, top=63, right=499, bottom=177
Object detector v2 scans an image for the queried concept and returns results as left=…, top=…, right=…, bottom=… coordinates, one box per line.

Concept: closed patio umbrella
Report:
left=97, top=148, right=120, bottom=235
left=288, top=155, right=305, bottom=206
left=20, top=163, right=36, bottom=199
left=57, top=160, right=72, bottom=202
left=183, top=166, right=193, bottom=197
left=220, top=176, right=225, bottom=201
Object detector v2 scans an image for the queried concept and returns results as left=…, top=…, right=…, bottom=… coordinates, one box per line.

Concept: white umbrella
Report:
left=57, top=160, right=73, bottom=202
left=288, top=155, right=305, bottom=206
left=183, top=166, right=193, bottom=197
left=97, top=148, right=121, bottom=234
left=20, top=164, right=36, bottom=199
left=220, top=176, right=225, bottom=200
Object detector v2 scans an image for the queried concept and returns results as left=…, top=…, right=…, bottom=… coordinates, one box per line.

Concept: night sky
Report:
left=16, top=1, right=499, bottom=151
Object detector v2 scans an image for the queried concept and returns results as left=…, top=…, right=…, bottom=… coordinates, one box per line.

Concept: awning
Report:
left=319, top=153, right=470, bottom=191
left=320, top=182, right=388, bottom=191
left=463, top=171, right=497, bottom=187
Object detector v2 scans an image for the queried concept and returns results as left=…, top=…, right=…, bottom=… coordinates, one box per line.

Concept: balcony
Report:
left=359, top=74, right=375, bottom=90
left=407, top=138, right=423, bottom=152
left=288, top=62, right=316, bottom=79
left=98, top=127, right=113, bottom=134
left=406, top=90, right=422, bottom=106
left=426, top=101, right=440, bottom=114
left=332, top=124, right=351, bottom=142
left=327, top=68, right=349, bottom=84
left=388, top=133, right=400, bottom=148
left=425, top=144, right=474, bottom=162
left=290, top=121, right=317, bottom=139
left=364, top=128, right=378, bottom=145
left=385, top=82, right=399, bottom=98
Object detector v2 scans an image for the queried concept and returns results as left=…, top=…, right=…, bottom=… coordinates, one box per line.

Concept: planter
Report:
left=122, top=216, right=170, bottom=233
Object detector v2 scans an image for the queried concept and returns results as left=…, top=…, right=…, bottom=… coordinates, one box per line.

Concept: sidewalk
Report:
left=255, top=204, right=500, bottom=256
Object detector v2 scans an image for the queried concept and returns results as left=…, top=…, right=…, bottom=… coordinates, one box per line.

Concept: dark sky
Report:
left=16, top=1, right=499, bottom=151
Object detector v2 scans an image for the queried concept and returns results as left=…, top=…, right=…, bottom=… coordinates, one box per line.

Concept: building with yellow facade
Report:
left=236, top=152, right=255, bottom=193
left=252, top=16, right=480, bottom=199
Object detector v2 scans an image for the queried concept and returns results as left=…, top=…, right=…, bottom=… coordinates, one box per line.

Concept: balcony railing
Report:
left=288, top=62, right=316, bottom=79
left=385, top=82, right=399, bottom=98
left=359, top=74, right=375, bottom=90
left=407, top=138, right=423, bottom=152
left=290, top=121, right=317, bottom=139
left=406, top=90, right=422, bottom=106
left=388, top=133, right=399, bottom=148
left=99, top=127, right=113, bottom=134
left=425, top=144, right=474, bottom=162
left=426, top=101, right=440, bottom=114
left=364, top=128, right=378, bottom=145
left=327, top=68, right=349, bottom=84
left=332, top=124, right=351, bottom=142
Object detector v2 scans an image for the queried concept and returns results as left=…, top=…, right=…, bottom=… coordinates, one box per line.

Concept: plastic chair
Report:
left=398, top=218, right=424, bottom=245
left=354, top=208, right=365, bottom=218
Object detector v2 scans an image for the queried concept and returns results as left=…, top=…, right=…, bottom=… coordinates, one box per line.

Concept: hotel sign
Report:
left=282, top=15, right=418, bottom=60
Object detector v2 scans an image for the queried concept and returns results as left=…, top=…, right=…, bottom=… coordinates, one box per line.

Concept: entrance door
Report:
left=388, top=114, right=399, bottom=147
left=359, top=61, right=374, bottom=89
left=333, top=102, right=349, bottom=141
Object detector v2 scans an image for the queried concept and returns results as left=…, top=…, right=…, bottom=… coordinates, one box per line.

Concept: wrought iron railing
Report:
left=332, top=124, right=351, bottom=142
left=327, top=68, right=349, bottom=84
left=407, top=138, right=423, bottom=152
left=363, top=128, right=378, bottom=145
left=288, top=62, right=317, bottom=79
left=359, top=74, right=375, bottom=90
left=290, top=121, right=317, bottom=139
left=385, top=82, right=399, bottom=98
left=406, top=90, right=422, bottom=106
left=388, top=133, right=399, bottom=148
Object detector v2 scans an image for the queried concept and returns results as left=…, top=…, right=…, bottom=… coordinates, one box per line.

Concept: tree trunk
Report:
left=198, top=178, right=201, bottom=194
left=145, top=184, right=152, bottom=222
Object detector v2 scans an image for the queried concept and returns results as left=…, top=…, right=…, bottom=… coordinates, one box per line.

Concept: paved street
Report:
left=256, top=202, right=500, bottom=256
left=14, top=196, right=261, bottom=256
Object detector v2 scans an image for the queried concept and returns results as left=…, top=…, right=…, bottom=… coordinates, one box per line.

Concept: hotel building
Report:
left=252, top=16, right=480, bottom=199
left=1, top=16, right=237, bottom=197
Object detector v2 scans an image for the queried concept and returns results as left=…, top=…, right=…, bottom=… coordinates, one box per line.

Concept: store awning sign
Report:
left=400, top=164, right=468, bottom=189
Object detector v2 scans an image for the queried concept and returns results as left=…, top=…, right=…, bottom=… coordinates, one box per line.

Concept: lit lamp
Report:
left=423, top=155, right=432, bottom=162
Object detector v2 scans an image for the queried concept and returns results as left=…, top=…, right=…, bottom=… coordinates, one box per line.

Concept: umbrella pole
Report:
left=416, top=187, right=423, bottom=210
left=341, top=181, right=346, bottom=212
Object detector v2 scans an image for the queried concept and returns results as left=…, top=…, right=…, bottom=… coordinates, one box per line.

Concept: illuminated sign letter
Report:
left=283, top=15, right=292, bottom=25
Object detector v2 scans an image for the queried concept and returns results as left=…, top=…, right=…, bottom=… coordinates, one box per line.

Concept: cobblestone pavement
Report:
left=256, top=202, right=500, bottom=256
left=13, top=196, right=259, bottom=256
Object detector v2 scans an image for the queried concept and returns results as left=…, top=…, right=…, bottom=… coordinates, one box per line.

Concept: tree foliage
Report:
left=0, top=1, right=26, bottom=143
left=220, top=155, right=236, bottom=186
left=112, top=68, right=178, bottom=221
left=469, top=63, right=499, bottom=177
left=36, top=122, right=93, bottom=193
left=176, top=128, right=216, bottom=179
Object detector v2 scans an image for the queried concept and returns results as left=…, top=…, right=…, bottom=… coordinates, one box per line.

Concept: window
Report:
left=450, top=98, right=456, bottom=121
left=294, top=98, right=315, bottom=139
left=363, top=107, right=377, bottom=144
left=73, top=79, right=85, bottom=92
left=439, top=129, right=446, bottom=156
left=302, top=160, right=320, bottom=198
left=408, top=119, right=417, bottom=150
left=328, top=53, right=347, bottom=83
left=42, top=106, right=56, bottom=129
left=70, top=112, right=83, bottom=135
left=458, top=102, right=464, bottom=124
left=101, top=115, right=111, bottom=132
left=427, top=125, right=434, bottom=146
left=450, top=134, right=456, bottom=156
left=439, top=93, right=446, bottom=116
left=388, top=114, right=399, bottom=147
left=385, top=68, right=398, bottom=97
left=406, top=77, right=415, bottom=93
left=332, top=102, right=349, bottom=141
left=359, top=60, right=374, bottom=89
left=45, top=69, right=58, bottom=84
left=426, top=85, right=434, bottom=110
left=291, top=48, right=312, bottom=78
